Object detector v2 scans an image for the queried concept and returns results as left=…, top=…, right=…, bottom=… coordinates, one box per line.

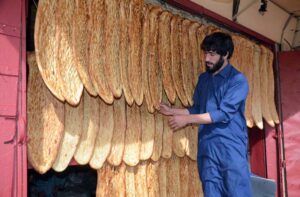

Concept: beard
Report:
left=205, top=56, right=224, bottom=74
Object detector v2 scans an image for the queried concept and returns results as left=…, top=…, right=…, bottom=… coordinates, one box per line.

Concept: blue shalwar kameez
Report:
left=188, top=64, right=252, bottom=197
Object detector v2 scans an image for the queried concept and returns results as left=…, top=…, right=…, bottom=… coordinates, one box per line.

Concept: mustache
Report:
left=205, top=61, right=214, bottom=66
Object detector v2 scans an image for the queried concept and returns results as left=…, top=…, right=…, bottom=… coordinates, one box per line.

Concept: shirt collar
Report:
left=215, top=63, right=232, bottom=78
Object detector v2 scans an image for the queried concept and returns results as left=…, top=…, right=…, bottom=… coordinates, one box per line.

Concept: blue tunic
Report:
left=188, top=64, right=252, bottom=197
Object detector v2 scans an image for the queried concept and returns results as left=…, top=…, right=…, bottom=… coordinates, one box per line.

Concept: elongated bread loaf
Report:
left=34, top=0, right=64, bottom=101
left=89, top=0, right=114, bottom=104
left=158, top=11, right=176, bottom=104
left=27, top=52, right=64, bottom=174
left=73, top=0, right=97, bottom=96
left=74, top=90, right=99, bottom=165
left=52, top=100, right=83, bottom=172
left=89, top=100, right=114, bottom=169
left=107, top=96, right=126, bottom=166
left=56, top=0, right=83, bottom=106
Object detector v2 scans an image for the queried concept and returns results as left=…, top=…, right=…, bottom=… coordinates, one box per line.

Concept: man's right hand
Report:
left=159, top=103, right=174, bottom=116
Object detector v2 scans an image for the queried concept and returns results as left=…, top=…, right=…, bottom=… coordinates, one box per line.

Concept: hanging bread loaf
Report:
left=244, top=40, right=255, bottom=128
left=266, top=49, right=280, bottom=124
left=135, top=161, right=149, bottom=196
left=158, top=11, right=176, bottom=104
left=148, top=6, right=163, bottom=110
left=161, top=93, right=173, bottom=159
left=252, top=44, right=263, bottom=129
left=128, top=0, right=144, bottom=106
left=188, top=158, right=204, bottom=196
left=196, top=25, right=207, bottom=75
left=185, top=125, right=198, bottom=160
left=188, top=22, right=201, bottom=88
left=107, top=96, right=126, bottom=166
left=166, top=154, right=181, bottom=196
left=96, top=163, right=126, bottom=197
left=181, top=19, right=194, bottom=106
left=125, top=165, right=137, bottom=197
left=159, top=158, right=167, bottom=197
left=34, top=0, right=64, bottom=101
left=104, top=0, right=122, bottom=98
left=170, top=15, right=189, bottom=107
left=260, top=46, right=275, bottom=127
left=89, top=100, right=114, bottom=169
left=180, top=156, right=190, bottom=197
left=147, top=160, right=160, bottom=197
left=74, top=90, right=99, bottom=165
left=123, top=103, right=142, bottom=166
left=27, top=52, right=64, bottom=174
left=120, top=0, right=134, bottom=106
left=52, top=100, right=83, bottom=172
left=172, top=99, right=187, bottom=157
left=89, top=0, right=114, bottom=104
left=151, top=112, right=164, bottom=161
left=56, top=0, right=83, bottom=106
left=73, top=0, right=97, bottom=97
left=141, top=5, right=155, bottom=113
left=140, top=102, right=155, bottom=161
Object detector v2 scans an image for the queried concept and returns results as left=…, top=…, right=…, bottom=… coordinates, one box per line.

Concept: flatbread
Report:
left=166, top=154, right=180, bottom=196
left=180, top=156, right=190, bottom=197
left=56, top=0, right=83, bottom=106
left=89, top=0, right=114, bottom=104
left=74, top=90, right=100, bottom=165
left=266, top=49, right=280, bottom=124
left=252, top=44, right=263, bottom=129
left=151, top=112, right=164, bottom=161
left=147, top=160, right=160, bottom=197
left=96, top=163, right=112, bottom=196
left=188, top=159, right=204, bottom=196
left=27, top=52, right=64, bottom=174
left=73, top=0, right=97, bottom=96
left=148, top=6, right=163, bottom=110
left=123, top=103, right=141, bottom=166
left=34, top=0, right=64, bottom=101
left=52, top=99, right=83, bottom=172
left=181, top=19, right=194, bottom=106
left=260, top=46, right=275, bottom=127
left=89, top=100, right=114, bottom=169
left=172, top=99, right=187, bottom=157
left=128, top=0, right=144, bottom=106
left=135, top=161, right=149, bottom=197
left=107, top=96, right=126, bottom=166
left=125, top=165, right=137, bottom=197
left=185, top=125, right=198, bottom=160
left=170, top=15, right=189, bottom=107
left=140, top=102, right=155, bottom=160
left=196, top=25, right=207, bottom=75
left=158, top=158, right=167, bottom=197
left=141, top=4, right=155, bottom=113
left=161, top=93, right=173, bottom=159
left=96, top=163, right=126, bottom=197
left=104, top=0, right=122, bottom=98
left=189, top=22, right=201, bottom=88
left=120, top=0, right=134, bottom=105
left=158, top=11, right=176, bottom=104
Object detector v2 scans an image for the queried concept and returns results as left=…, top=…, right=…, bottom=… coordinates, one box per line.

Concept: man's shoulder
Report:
left=229, top=65, right=248, bottom=83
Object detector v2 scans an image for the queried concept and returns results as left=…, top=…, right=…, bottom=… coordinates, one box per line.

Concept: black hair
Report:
left=201, top=32, right=234, bottom=59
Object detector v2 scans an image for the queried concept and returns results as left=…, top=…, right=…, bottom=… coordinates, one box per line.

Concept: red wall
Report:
left=0, top=0, right=27, bottom=196
left=277, top=51, right=300, bottom=197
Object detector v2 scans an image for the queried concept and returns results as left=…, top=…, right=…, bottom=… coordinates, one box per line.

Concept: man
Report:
left=159, top=32, right=252, bottom=197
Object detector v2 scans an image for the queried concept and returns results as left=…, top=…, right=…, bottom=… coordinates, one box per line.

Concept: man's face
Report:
left=204, top=51, right=224, bottom=74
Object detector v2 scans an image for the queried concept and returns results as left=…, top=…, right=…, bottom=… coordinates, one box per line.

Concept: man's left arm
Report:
left=169, top=74, right=249, bottom=130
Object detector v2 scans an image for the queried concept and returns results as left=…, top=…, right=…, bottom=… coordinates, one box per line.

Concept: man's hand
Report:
left=159, top=103, right=174, bottom=116
left=168, top=115, right=188, bottom=130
